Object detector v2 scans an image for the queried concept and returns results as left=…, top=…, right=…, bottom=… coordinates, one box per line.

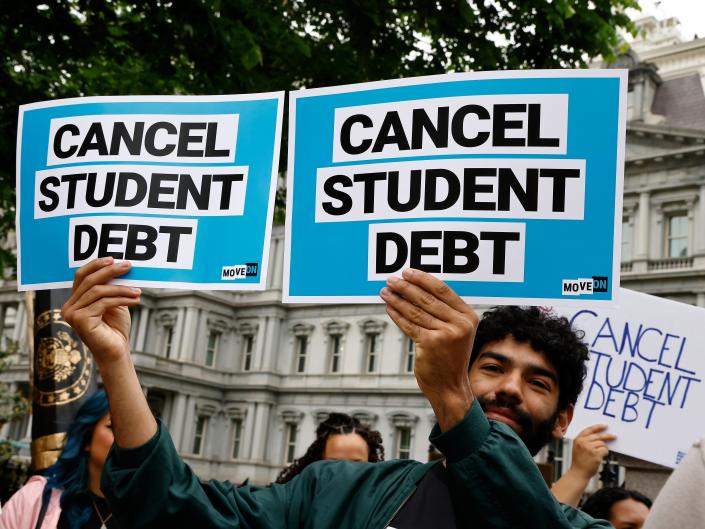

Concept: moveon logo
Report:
left=562, top=276, right=608, bottom=296
left=222, top=262, right=259, bottom=280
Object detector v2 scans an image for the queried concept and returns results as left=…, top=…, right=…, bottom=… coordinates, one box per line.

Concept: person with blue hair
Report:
left=1, top=389, right=119, bottom=528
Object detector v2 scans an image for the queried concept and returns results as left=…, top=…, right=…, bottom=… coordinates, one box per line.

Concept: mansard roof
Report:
left=652, top=73, right=705, bottom=130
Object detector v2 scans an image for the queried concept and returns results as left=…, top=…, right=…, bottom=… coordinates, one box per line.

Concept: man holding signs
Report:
left=61, top=259, right=609, bottom=529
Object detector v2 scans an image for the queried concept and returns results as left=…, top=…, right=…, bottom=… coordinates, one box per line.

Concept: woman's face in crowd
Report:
left=87, top=412, right=114, bottom=469
left=609, top=498, right=650, bottom=529
left=322, top=432, right=369, bottom=462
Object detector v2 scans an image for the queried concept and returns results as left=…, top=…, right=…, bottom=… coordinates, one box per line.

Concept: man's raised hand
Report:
left=380, top=268, right=478, bottom=431
left=61, top=257, right=141, bottom=367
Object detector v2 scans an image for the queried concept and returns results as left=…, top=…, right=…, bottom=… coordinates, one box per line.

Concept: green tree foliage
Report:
left=0, top=0, right=639, bottom=262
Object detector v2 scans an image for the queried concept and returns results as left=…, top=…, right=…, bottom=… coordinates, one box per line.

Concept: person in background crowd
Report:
left=581, top=487, right=651, bottom=529
left=1, top=389, right=120, bottom=529
left=552, top=424, right=617, bottom=506
left=642, top=435, right=705, bottom=529
left=275, top=412, right=384, bottom=484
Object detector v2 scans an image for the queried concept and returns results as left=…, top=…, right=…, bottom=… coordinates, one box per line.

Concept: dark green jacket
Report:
left=101, top=400, right=612, bottom=529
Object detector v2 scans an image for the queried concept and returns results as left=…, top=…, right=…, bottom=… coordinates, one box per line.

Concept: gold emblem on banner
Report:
left=31, top=432, right=67, bottom=470
left=33, top=309, right=92, bottom=407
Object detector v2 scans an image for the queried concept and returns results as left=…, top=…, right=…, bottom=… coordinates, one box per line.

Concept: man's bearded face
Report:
left=468, top=337, right=571, bottom=456
left=476, top=394, right=559, bottom=456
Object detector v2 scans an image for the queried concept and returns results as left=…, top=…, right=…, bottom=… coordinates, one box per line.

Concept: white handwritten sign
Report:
left=557, top=289, right=705, bottom=467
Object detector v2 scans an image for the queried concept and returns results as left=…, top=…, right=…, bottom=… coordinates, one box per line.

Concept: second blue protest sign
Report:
left=285, top=70, right=627, bottom=305
left=17, top=93, right=283, bottom=290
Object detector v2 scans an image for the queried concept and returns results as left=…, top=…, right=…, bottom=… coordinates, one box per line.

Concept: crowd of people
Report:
left=0, top=259, right=703, bottom=528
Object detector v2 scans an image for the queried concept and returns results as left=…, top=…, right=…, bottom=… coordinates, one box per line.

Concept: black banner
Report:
left=31, top=289, right=96, bottom=471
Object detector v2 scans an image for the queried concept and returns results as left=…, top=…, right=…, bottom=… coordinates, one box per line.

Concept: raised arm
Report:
left=381, top=269, right=611, bottom=529
left=61, top=257, right=156, bottom=448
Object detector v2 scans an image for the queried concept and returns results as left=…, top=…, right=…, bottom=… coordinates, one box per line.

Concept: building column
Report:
left=171, top=307, right=186, bottom=360
left=697, top=292, right=705, bottom=308
left=245, top=402, right=258, bottom=460
left=12, top=302, right=25, bottom=345
left=179, top=307, right=199, bottom=362
left=169, top=392, right=188, bottom=450
left=135, top=307, right=150, bottom=352
left=255, top=317, right=268, bottom=370
left=261, top=317, right=282, bottom=371
left=694, top=185, right=705, bottom=264
left=267, top=237, right=284, bottom=290
left=180, top=396, right=195, bottom=453
left=652, top=204, right=664, bottom=260
left=249, top=402, right=271, bottom=462
left=632, top=191, right=651, bottom=273
left=636, top=191, right=650, bottom=258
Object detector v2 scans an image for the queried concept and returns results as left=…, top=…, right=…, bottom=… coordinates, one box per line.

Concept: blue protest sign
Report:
left=284, top=71, right=627, bottom=305
left=557, top=289, right=705, bottom=467
left=17, top=94, right=283, bottom=290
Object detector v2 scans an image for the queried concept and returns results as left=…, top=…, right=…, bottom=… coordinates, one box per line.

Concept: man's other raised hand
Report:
left=381, top=268, right=478, bottom=432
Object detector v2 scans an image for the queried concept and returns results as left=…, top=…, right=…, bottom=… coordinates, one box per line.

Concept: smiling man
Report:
left=61, top=260, right=610, bottom=529
left=468, top=306, right=587, bottom=456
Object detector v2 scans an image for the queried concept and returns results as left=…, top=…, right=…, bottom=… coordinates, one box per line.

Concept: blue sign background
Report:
left=287, top=74, right=624, bottom=302
left=18, top=96, right=282, bottom=289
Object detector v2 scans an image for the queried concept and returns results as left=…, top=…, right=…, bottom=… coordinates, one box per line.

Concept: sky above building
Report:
left=633, top=0, right=705, bottom=40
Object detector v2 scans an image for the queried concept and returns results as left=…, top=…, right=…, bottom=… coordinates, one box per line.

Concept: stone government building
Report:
left=2, top=15, right=705, bottom=498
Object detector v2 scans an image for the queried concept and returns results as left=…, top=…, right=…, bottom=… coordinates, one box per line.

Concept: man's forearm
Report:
left=99, top=353, right=157, bottom=448
left=551, top=467, right=591, bottom=507
left=427, top=387, right=475, bottom=432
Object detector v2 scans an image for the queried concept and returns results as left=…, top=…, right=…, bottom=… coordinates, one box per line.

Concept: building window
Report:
left=365, top=333, right=380, bottom=373
left=192, top=415, right=208, bottom=455
left=329, top=334, right=342, bottom=373
left=358, top=319, right=386, bottom=373
left=295, top=335, right=308, bottom=373
left=395, top=427, right=412, bottom=459
left=324, top=321, right=349, bottom=374
left=242, top=334, right=254, bottom=371
left=284, top=423, right=298, bottom=464
left=626, top=89, right=635, bottom=121
left=205, top=330, right=220, bottom=367
left=667, top=214, right=689, bottom=257
left=164, top=326, right=175, bottom=358
left=231, top=418, right=243, bottom=459
left=389, top=413, right=417, bottom=460
left=291, top=323, right=314, bottom=374
left=404, top=338, right=415, bottom=373
left=621, top=218, right=633, bottom=262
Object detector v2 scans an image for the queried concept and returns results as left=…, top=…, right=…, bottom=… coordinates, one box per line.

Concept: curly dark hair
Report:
left=580, top=487, right=652, bottom=521
left=470, top=306, right=589, bottom=411
left=275, top=412, right=385, bottom=484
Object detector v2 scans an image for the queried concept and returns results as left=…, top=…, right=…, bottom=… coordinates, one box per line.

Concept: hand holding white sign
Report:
left=552, top=424, right=616, bottom=506
left=556, top=289, right=705, bottom=468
